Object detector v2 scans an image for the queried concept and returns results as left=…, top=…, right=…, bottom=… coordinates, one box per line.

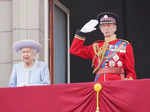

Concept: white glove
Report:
left=80, top=19, right=99, bottom=33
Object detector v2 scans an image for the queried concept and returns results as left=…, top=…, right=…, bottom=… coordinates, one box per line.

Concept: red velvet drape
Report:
left=0, top=79, right=150, bottom=112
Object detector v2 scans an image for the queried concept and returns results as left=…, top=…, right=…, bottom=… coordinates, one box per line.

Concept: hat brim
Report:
left=13, top=40, right=41, bottom=53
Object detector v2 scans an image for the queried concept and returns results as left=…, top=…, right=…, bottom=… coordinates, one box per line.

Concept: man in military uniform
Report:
left=70, top=12, right=136, bottom=82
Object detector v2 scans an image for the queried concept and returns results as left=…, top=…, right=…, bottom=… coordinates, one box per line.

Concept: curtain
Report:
left=0, top=79, right=150, bottom=112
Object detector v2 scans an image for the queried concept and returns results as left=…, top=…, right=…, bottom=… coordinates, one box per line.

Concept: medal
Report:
left=109, top=45, right=115, bottom=51
left=109, top=60, right=115, bottom=67
left=117, top=61, right=123, bottom=67
left=119, top=45, right=126, bottom=53
left=113, top=54, right=119, bottom=62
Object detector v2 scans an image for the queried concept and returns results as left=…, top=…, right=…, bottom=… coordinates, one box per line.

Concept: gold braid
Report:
left=92, top=41, right=109, bottom=74
left=92, top=43, right=101, bottom=67
left=92, top=35, right=117, bottom=74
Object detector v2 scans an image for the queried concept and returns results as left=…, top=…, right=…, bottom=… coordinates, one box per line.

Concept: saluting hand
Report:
left=80, top=19, right=98, bottom=33
left=76, top=19, right=99, bottom=38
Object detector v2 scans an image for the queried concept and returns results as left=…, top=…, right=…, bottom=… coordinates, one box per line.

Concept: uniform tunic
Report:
left=70, top=36, right=136, bottom=82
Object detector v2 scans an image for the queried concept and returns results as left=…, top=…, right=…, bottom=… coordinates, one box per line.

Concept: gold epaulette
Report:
left=74, top=34, right=86, bottom=40
left=119, top=39, right=129, bottom=44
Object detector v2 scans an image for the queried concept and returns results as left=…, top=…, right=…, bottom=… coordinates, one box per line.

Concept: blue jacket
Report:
left=9, top=60, right=50, bottom=87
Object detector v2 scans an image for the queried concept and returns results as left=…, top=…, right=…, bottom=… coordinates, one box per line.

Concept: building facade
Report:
left=0, top=0, right=49, bottom=87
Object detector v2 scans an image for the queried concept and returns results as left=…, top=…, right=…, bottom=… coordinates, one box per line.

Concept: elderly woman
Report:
left=9, top=40, right=50, bottom=87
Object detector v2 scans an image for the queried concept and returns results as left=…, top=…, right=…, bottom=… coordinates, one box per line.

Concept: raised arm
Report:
left=70, top=19, right=99, bottom=59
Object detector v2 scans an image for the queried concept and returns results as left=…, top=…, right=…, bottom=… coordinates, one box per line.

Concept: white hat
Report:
left=13, top=40, right=41, bottom=53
